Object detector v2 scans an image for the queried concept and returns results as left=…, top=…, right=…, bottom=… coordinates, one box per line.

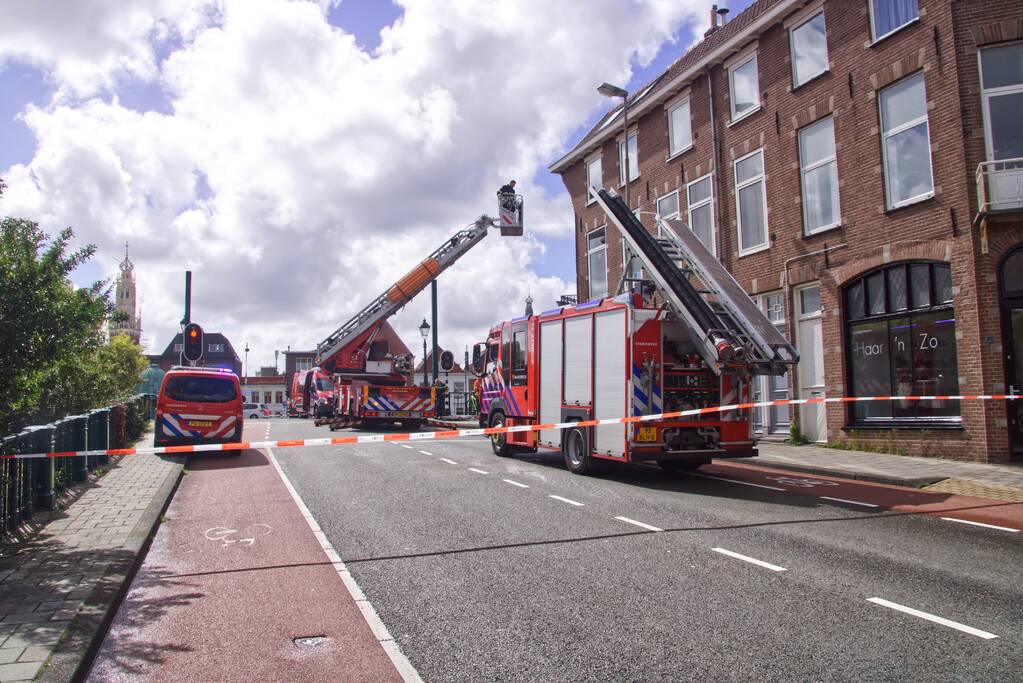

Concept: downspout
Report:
left=706, top=66, right=723, bottom=261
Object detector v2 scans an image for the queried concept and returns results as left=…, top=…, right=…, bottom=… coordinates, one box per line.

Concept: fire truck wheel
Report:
left=562, top=426, right=594, bottom=475
left=489, top=412, right=511, bottom=457
left=657, top=459, right=706, bottom=473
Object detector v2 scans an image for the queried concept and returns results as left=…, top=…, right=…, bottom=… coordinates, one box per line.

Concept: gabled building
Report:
left=154, top=332, right=242, bottom=375
left=550, top=0, right=1023, bottom=462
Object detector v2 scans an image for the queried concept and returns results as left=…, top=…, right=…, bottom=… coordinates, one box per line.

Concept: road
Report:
left=265, top=417, right=1023, bottom=681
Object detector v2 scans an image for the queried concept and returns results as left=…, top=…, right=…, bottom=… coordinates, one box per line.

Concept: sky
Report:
left=0, top=0, right=753, bottom=372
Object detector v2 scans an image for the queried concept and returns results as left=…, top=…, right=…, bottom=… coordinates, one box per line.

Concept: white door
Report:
left=796, top=285, right=826, bottom=442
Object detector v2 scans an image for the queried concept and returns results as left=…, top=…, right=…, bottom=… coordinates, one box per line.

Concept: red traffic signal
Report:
left=182, top=323, right=204, bottom=362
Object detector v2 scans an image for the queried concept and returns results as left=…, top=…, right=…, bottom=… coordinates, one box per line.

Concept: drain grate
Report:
left=294, top=636, right=330, bottom=648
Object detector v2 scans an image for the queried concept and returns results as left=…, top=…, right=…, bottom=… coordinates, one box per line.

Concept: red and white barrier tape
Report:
left=3, top=394, right=1018, bottom=460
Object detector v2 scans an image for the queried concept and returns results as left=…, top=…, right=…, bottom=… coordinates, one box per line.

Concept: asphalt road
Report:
left=270, top=417, right=1023, bottom=682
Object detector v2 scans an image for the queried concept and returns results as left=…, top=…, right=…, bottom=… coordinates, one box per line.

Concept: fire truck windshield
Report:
left=315, top=377, right=334, bottom=392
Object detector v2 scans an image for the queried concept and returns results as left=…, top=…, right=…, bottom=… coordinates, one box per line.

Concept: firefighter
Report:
left=497, top=180, right=517, bottom=211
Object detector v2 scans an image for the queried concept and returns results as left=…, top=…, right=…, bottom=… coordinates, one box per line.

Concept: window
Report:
left=667, top=98, right=692, bottom=157
left=845, top=262, right=959, bottom=424
left=869, top=0, right=919, bottom=42
left=729, top=53, right=760, bottom=121
left=208, top=343, right=224, bottom=353
left=618, top=132, right=638, bottom=186
left=587, top=227, right=608, bottom=299
left=734, top=150, right=768, bottom=254
left=275, top=391, right=283, bottom=403
left=790, top=11, right=828, bottom=87
left=980, top=42, right=1023, bottom=163
left=511, top=328, right=528, bottom=386
left=295, top=358, right=313, bottom=372
left=879, top=72, right=933, bottom=209
left=655, top=191, right=679, bottom=220
left=164, top=376, right=238, bottom=403
left=586, top=156, right=602, bottom=203
left=687, top=174, right=715, bottom=254
left=799, top=117, right=841, bottom=234
left=173, top=343, right=183, bottom=352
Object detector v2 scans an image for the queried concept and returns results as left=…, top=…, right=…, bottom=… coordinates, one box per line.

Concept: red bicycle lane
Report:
left=707, top=460, right=1023, bottom=532
left=87, top=422, right=405, bottom=683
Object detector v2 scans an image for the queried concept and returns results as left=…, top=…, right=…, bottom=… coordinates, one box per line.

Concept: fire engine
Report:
left=473, top=189, right=797, bottom=474
left=312, top=193, right=524, bottom=429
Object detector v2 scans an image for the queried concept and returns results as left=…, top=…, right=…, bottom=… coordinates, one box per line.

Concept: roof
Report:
left=549, top=0, right=797, bottom=173
left=241, top=375, right=286, bottom=385
left=157, top=332, right=242, bottom=363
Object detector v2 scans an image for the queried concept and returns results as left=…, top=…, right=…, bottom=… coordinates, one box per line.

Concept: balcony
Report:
left=977, top=157, right=1023, bottom=215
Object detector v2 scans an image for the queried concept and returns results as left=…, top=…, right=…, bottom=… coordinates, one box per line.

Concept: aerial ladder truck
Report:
left=311, top=193, right=523, bottom=430
left=472, top=188, right=797, bottom=474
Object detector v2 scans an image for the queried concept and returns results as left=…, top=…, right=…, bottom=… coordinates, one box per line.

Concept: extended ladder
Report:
left=594, top=189, right=797, bottom=376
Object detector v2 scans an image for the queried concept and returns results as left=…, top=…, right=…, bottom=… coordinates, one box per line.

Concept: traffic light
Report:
left=182, top=323, right=204, bottom=363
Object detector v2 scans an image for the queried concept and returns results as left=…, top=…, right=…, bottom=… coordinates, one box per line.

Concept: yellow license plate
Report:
left=392, top=411, right=409, bottom=417
left=188, top=420, right=213, bottom=428
left=636, top=427, right=657, bottom=442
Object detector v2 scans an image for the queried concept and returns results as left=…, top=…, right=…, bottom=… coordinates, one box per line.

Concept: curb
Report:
left=37, top=449, right=186, bottom=683
left=750, top=458, right=947, bottom=489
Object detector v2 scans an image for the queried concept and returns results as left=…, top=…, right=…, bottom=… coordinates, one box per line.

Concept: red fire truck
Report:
left=312, top=194, right=523, bottom=429
left=289, top=367, right=335, bottom=419
left=473, top=189, right=797, bottom=474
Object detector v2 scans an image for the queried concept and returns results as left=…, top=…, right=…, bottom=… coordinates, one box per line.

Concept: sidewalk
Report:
left=753, top=440, right=1023, bottom=502
left=0, top=434, right=183, bottom=683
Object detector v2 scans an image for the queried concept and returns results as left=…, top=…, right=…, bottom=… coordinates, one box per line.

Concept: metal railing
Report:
left=0, top=394, right=155, bottom=545
left=976, top=157, right=1023, bottom=214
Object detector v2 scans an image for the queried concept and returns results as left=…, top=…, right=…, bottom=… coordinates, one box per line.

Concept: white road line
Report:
left=867, top=598, right=998, bottom=639
left=418, top=450, right=433, bottom=456
left=263, top=448, right=423, bottom=682
left=940, top=517, right=1019, bottom=533
left=503, top=479, right=530, bottom=488
left=548, top=495, right=584, bottom=506
left=468, top=467, right=489, bottom=474
left=400, top=444, right=413, bottom=450
left=820, top=496, right=879, bottom=508
left=691, top=473, right=785, bottom=491
left=439, top=458, right=457, bottom=465
left=614, top=516, right=663, bottom=532
left=711, top=547, right=787, bottom=572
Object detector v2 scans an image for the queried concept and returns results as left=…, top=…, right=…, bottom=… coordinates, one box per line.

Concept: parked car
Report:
left=243, top=403, right=271, bottom=419
left=155, top=367, right=243, bottom=447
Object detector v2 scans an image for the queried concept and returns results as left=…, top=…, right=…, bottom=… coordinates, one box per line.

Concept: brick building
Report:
left=549, top=0, right=1023, bottom=462
left=152, top=332, right=242, bottom=375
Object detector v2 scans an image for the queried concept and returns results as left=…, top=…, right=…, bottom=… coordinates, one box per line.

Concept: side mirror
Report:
left=471, top=343, right=486, bottom=376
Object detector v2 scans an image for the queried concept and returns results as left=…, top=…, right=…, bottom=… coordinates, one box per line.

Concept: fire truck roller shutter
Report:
left=594, top=309, right=627, bottom=456
left=386, top=258, right=442, bottom=304
left=539, top=319, right=563, bottom=447
left=563, top=315, right=592, bottom=406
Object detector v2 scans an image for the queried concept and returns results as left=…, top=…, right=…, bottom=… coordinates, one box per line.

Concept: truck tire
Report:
left=489, top=411, right=511, bottom=457
left=562, top=426, right=596, bottom=475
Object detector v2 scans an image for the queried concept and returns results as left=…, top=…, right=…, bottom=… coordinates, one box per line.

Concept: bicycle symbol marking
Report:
left=766, top=476, right=839, bottom=488
left=204, top=524, right=273, bottom=547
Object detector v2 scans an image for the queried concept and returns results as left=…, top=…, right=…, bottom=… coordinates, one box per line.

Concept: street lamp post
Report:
left=419, top=318, right=430, bottom=386
left=244, top=343, right=249, bottom=387
left=274, top=349, right=279, bottom=374
left=598, top=82, right=630, bottom=209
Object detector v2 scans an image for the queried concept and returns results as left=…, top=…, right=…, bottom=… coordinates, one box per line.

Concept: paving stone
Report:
left=0, top=651, right=21, bottom=665
left=0, top=662, right=43, bottom=681
left=15, top=646, right=50, bottom=663
left=1, top=614, right=51, bottom=626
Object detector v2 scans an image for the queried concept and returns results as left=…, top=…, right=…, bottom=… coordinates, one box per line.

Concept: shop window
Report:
left=845, top=262, right=959, bottom=424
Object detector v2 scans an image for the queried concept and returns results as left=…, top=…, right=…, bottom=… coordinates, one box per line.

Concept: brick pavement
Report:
left=0, top=436, right=183, bottom=683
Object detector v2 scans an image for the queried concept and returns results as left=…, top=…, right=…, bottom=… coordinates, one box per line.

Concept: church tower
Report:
left=109, top=242, right=143, bottom=344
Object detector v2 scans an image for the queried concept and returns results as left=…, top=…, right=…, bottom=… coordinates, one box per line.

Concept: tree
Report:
left=0, top=218, right=111, bottom=433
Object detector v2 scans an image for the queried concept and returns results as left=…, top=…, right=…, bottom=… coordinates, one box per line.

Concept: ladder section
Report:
left=316, top=217, right=494, bottom=365
left=593, top=189, right=797, bottom=375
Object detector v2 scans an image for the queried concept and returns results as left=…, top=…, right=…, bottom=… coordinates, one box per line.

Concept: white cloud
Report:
left=2, top=0, right=706, bottom=369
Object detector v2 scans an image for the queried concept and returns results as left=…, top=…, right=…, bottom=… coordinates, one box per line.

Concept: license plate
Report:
left=188, top=420, right=213, bottom=428
left=636, top=427, right=657, bottom=442
left=391, top=411, right=409, bottom=418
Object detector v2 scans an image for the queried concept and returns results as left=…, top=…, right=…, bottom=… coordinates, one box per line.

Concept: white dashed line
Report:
left=867, top=598, right=998, bottom=639
left=439, top=458, right=457, bottom=465
left=548, top=495, right=584, bottom=506
left=940, top=517, right=1019, bottom=533
left=418, top=450, right=433, bottom=456
left=614, top=516, right=663, bottom=532
left=711, top=547, right=787, bottom=572
left=503, top=479, right=530, bottom=488
left=820, top=496, right=879, bottom=508
left=400, top=444, right=413, bottom=450
left=468, top=468, right=489, bottom=474
left=690, top=473, right=785, bottom=491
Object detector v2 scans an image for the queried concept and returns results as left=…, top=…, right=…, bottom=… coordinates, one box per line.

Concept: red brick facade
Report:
left=552, top=0, right=1023, bottom=462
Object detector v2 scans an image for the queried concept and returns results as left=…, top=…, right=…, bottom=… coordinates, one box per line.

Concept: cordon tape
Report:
left=3, top=394, right=1018, bottom=461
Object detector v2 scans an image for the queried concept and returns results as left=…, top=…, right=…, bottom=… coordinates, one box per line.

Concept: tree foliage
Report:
left=0, top=216, right=146, bottom=435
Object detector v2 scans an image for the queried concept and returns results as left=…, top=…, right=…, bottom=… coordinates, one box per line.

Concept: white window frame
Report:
left=798, top=116, right=841, bottom=235
left=734, top=149, right=769, bottom=256
left=655, top=190, right=680, bottom=220
left=617, top=131, right=639, bottom=187
left=728, top=51, right=761, bottom=123
left=208, top=343, right=225, bottom=353
left=979, top=41, right=1023, bottom=163
left=666, top=96, right=693, bottom=159
left=753, top=291, right=790, bottom=435
left=868, top=0, right=920, bottom=44
left=789, top=9, right=829, bottom=89
left=686, top=173, right=716, bottom=256
left=586, top=226, right=608, bottom=299
left=585, top=155, right=602, bottom=205
left=879, top=71, right=934, bottom=210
